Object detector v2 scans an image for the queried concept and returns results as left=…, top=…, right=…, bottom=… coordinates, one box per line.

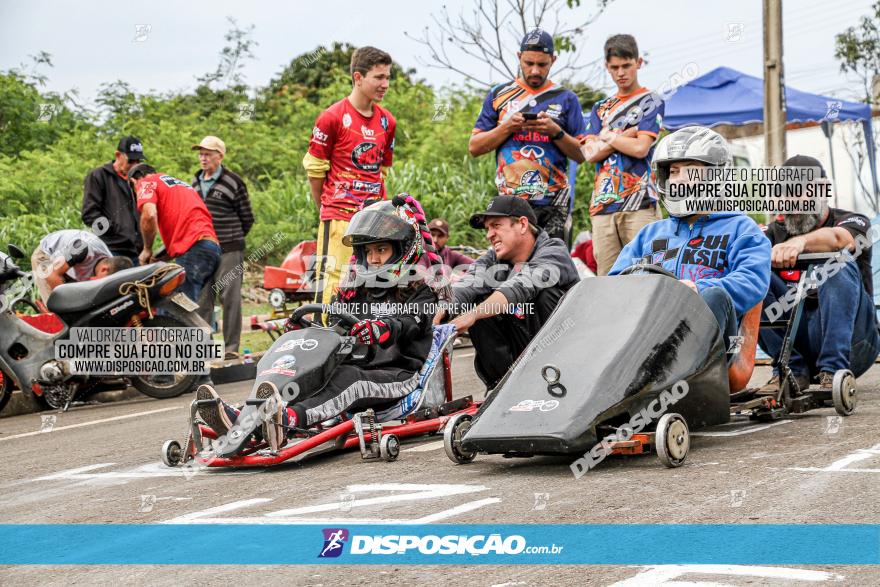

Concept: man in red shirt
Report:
left=128, top=164, right=221, bottom=303
left=303, top=46, right=397, bottom=305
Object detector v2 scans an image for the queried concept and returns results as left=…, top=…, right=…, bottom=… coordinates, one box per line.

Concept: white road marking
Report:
left=163, top=498, right=273, bottom=523
left=405, top=440, right=445, bottom=452
left=457, top=352, right=474, bottom=359
left=0, top=406, right=179, bottom=443
left=33, top=463, right=116, bottom=480
left=32, top=461, right=257, bottom=483
left=609, top=565, right=843, bottom=586
left=789, top=443, right=880, bottom=474
left=692, top=420, right=793, bottom=437
left=162, top=483, right=501, bottom=525
left=266, top=483, right=487, bottom=517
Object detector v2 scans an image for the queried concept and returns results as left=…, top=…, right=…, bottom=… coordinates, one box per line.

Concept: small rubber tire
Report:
left=832, top=369, right=856, bottom=416
left=655, top=413, right=689, bottom=468
left=379, top=434, right=400, bottom=462
left=443, top=413, right=476, bottom=464
left=162, top=439, right=182, bottom=467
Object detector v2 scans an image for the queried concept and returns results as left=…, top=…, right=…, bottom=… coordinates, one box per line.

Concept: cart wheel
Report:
left=379, top=434, right=400, bottom=462
left=655, top=413, right=689, bottom=468
left=268, top=288, right=286, bottom=310
left=162, top=440, right=183, bottom=467
left=444, top=413, right=476, bottom=464
left=832, top=370, right=856, bottom=416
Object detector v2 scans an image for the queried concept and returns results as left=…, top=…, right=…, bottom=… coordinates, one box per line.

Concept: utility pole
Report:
left=763, top=0, right=787, bottom=166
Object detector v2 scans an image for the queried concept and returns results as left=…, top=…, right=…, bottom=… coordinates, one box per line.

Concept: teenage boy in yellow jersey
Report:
left=303, top=46, right=397, bottom=305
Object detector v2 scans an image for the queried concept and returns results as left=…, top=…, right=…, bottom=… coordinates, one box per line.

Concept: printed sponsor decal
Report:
left=277, top=338, right=319, bottom=352
left=519, top=145, right=545, bottom=159
left=351, top=142, right=383, bottom=172
left=508, top=399, right=560, bottom=412
left=109, top=299, right=134, bottom=316
left=261, top=367, right=297, bottom=377
left=271, top=354, right=297, bottom=369
left=352, top=180, right=382, bottom=194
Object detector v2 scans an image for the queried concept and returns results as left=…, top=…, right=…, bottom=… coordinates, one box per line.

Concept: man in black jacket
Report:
left=434, top=195, right=580, bottom=389
left=191, top=136, right=255, bottom=359
left=81, top=136, right=146, bottom=263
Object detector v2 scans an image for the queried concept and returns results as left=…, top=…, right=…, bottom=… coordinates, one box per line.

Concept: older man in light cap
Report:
left=191, top=135, right=255, bottom=359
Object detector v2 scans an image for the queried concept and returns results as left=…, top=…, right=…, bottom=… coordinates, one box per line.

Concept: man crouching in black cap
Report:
left=433, top=195, right=580, bottom=389
left=759, top=155, right=880, bottom=392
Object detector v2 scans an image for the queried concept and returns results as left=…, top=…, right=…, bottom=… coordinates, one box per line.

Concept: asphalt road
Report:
left=1, top=345, right=879, bottom=586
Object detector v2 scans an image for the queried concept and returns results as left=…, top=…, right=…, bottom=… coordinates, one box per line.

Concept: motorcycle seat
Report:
left=46, top=263, right=168, bottom=315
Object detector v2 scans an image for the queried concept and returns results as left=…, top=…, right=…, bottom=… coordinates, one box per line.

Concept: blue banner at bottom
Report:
left=0, top=524, right=878, bottom=565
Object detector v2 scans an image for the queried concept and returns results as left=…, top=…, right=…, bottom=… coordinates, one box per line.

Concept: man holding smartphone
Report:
left=469, top=29, right=586, bottom=243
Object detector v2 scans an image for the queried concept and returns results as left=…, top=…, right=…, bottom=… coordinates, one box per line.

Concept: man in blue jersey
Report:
left=469, top=28, right=586, bottom=243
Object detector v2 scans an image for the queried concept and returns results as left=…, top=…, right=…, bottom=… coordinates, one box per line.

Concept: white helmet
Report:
left=653, top=126, right=731, bottom=217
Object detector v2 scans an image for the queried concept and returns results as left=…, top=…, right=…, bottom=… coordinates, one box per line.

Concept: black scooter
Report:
left=0, top=244, right=208, bottom=412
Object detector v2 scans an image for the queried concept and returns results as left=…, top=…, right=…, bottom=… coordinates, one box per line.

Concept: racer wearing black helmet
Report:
left=195, top=196, right=440, bottom=452
left=341, top=199, right=425, bottom=289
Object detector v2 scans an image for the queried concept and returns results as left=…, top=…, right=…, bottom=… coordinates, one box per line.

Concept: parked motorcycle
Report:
left=0, top=244, right=209, bottom=412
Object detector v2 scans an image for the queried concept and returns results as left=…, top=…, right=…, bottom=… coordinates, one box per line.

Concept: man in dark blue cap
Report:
left=81, top=136, right=146, bottom=263
left=434, top=195, right=580, bottom=389
left=469, top=29, right=586, bottom=244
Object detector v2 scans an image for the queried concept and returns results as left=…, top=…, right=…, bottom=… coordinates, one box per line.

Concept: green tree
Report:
left=264, top=42, right=417, bottom=106
left=0, top=53, right=86, bottom=157
left=835, top=0, right=880, bottom=103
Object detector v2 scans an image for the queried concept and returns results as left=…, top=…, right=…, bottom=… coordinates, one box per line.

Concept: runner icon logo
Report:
left=319, top=528, right=349, bottom=558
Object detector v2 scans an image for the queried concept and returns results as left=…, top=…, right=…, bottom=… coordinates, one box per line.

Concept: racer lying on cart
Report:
left=758, top=155, right=880, bottom=391
left=609, top=126, right=771, bottom=362
left=195, top=198, right=441, bottom=452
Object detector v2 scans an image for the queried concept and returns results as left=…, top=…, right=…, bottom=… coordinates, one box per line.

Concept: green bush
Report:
left=0, top=60, right=599, bottom=264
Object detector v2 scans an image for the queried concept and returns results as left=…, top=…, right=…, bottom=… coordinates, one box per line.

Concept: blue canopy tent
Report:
left=663, top=66, right=880, bottom=325
left=662, top=66, right=879, bottom=210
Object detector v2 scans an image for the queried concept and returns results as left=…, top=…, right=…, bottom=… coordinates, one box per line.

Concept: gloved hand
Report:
left=349, top=319, right=391, bottom=346
left=283, top=317, right=302, bottom=333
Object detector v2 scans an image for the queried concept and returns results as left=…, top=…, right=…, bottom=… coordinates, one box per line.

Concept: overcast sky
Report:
left=0, top=0, right=872, bottom=105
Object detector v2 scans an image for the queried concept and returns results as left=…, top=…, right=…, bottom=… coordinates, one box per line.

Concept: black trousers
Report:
left=532, top=205, right=570, bottom=245
left=292, top=364, right=420, bottom=426
left=468, top=286, right=567, bottom=389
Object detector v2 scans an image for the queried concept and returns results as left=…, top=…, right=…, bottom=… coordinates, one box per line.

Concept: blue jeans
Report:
left=175, top=240, right=221, bottom=302
left=758, top=260, right=880, bottom=378
left=700, top=287, right=739, bottom=364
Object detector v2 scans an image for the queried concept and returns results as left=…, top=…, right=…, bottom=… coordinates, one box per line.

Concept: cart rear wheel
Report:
left=443, top=413, right=476, bottom=464
left=832, top=370, right=856, bottom=416
left=162, top=440, right=182, bottom=467
left=655, top=413, right=689, bottom=468
left=379, top=434, right=400, bottom=462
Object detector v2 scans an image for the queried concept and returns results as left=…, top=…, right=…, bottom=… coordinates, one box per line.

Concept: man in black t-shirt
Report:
left=759, top=155, right=880, bottom=391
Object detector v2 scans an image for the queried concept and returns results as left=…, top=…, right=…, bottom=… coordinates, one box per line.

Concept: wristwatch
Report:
left=551, top=129, right=566, bottom=141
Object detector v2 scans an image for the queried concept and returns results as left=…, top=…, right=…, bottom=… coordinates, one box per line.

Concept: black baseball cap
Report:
left=520, top=28, right=554, bottom=56
left=782, top=154, right=827, bottom=178
left=469, top=195, right=538, bottom=229
left=117, top=136, right=146, bottom=161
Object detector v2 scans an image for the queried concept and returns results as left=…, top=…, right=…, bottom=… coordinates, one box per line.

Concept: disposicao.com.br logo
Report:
left=318, top=528, right=564, bottom=557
